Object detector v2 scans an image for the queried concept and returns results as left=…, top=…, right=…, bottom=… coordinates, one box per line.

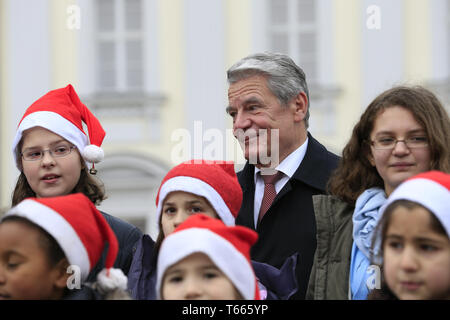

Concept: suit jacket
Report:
left=236, top=132, right=340, bottom=299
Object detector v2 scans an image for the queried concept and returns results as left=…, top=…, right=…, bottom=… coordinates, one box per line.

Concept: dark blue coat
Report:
left=86, top=211, right=143, bottom=283
left=64, top=285, right=104, bottom=300
left=128, top=235, right=157, bottom=300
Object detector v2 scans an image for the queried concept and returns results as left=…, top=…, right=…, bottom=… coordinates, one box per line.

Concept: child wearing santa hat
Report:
left=0, top=193, right=130, bottom=300
left=157, top=214, right=260, bottom=300
left=155, top=159, right=241, bottom=240
left=368, top=171, right=450, bottom=300
left=128, top=159, right=298, bottom=300
left=10, top=84, right=142, bottom=283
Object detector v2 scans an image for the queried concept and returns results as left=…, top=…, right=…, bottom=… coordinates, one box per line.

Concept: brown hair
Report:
left=152, top=223, right=165, bottom=266
left=328, top=86, right=450, bottom=205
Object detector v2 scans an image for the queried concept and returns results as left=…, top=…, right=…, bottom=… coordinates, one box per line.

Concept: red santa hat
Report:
left=155, top=160, right=242, bottom=227
left=3, top=193, right=127, bottom=290
left=12, top=84, right=105, bottom=170
left=156, top=214, right=260, bottom=300
left=382, top=171, right=450, bottom=237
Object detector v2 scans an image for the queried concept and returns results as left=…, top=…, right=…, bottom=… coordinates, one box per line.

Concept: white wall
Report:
left=361, top=0, right=404, bottom=108
left=5, top=0, right=52, bottom=201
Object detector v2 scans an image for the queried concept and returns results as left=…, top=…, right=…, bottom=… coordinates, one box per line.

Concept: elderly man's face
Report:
left=227, top=75, right=303, bottom=167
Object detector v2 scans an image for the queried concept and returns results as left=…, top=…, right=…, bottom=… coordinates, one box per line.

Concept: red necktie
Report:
left=258, top=171, right=282, bottom=224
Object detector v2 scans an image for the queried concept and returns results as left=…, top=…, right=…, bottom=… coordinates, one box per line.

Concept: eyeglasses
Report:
left=370, top=136, right=429, bottom=150
left=21, top=144, right=77, bottom=161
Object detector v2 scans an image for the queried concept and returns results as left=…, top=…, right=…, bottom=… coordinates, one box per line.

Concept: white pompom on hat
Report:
left=381, top=170, right=450, bottom=237
left=12, top=84, right=105, bottom=171
left=2, top=193, right=127, bottom=289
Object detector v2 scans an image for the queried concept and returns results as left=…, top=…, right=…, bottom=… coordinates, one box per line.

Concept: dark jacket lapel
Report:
left=236, top=162, right=257, bottom=229
left=236, top=132, right=340, bottom=229
left=273, top=132, right=339, bottom=204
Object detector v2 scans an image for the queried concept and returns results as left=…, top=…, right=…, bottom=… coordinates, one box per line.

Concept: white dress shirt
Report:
left=253, top=137, right=309, bottom=227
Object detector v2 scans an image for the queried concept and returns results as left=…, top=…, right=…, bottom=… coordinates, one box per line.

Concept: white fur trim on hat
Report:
left=5, top=199, right=91, bottom=281
left=156, top=228, right=255, bottom=300
left=156, top=176, right=235, bottom=227
left=82, top=145, right=104, bottom=163
left=383, top=178, right=450, bottom=237
left=12, top=111, right=88, bottom=167
left=96, top=268, right=128, bottom=293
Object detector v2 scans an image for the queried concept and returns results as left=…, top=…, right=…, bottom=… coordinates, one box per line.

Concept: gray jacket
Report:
left=306, top=195, right=354, bottom=300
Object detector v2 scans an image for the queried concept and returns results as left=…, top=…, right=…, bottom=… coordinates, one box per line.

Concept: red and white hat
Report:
left=155, top=160, right=242, bottom=227
left=382, top=171, right=450, bottom=237
left=156, top=214, right=260, bottom=300
left=12, top=84, right=105, bottom=168
left=3, top=193, right=127, bottom=289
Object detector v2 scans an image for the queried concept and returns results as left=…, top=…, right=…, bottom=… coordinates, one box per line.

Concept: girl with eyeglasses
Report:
left=10, top=84, right=142, bottom=288
left=306, top=85, right=450, bottom=300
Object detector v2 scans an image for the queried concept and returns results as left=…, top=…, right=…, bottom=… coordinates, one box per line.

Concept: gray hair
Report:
left=227, top=52, right=310, bottom=127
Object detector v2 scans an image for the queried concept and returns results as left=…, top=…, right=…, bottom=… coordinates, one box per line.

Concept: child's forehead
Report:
left=22, top=126, right=60, bottom=139
left=167, top=252, right=218, bottom=272
left=21, top=127, right=68, bottom=148
left=0, top=217, right=42, bottom=235
left=389, top=204, right=430, bottom=222
left=0, top=219, right=45, bottom=250
left=386, top=205, right=442, bottom=238
left=164, top=191, right=208, bottom=202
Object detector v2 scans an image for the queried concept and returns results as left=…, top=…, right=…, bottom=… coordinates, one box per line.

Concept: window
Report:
left=80, top=0, right=164, bottom=144
left=95, top=0, right=143, bottom=91
left=264, top=0, right=340, bottom=137
left=268, top=0, right=317, bottom=82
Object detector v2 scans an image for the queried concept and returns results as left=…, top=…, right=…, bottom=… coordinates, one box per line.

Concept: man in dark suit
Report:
left=226, top=52, right=340, bottom=299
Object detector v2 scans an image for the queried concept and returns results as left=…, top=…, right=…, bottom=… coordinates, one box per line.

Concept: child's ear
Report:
left=53, top=258, right=71, bottom=289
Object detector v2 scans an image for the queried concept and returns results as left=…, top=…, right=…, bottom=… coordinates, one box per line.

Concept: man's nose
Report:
left=233, top=111, right=251, bottom=131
